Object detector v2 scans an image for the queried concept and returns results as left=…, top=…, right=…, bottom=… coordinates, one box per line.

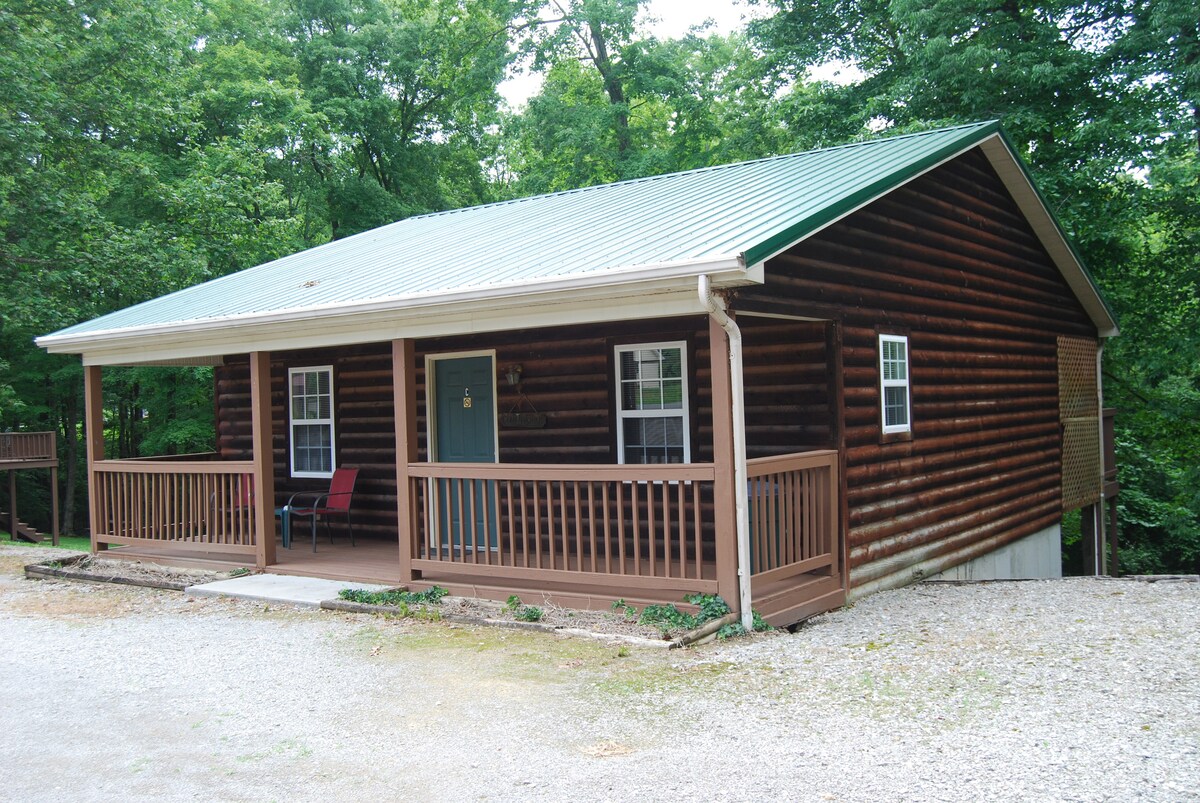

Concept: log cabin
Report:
left=37, top=121, right=1118, bottom=627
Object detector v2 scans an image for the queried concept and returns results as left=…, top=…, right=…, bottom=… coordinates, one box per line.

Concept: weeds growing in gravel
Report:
left=615, top=594, right=772, bottom=639
left=506, top=595, right=545, bottom=622
left=339, top=585, right=449, bottom=606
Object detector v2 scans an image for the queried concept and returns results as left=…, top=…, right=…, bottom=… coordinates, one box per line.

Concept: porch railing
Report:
left=92, top=456, right=257, bottom=553
left=407, top=463, right=720, bottom=596
left=0, top=432, right=55, bottom=463
left=746, top=450, right=839, bottom=584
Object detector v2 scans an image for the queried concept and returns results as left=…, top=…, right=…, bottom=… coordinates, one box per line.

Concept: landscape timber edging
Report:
left=24, top=555, right=197, bottom=591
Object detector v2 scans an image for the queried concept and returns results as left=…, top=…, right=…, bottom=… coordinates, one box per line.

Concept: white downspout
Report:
left=699, top=274, right=754, bottom=632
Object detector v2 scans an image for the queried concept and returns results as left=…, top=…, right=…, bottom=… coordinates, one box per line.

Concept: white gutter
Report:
left=698, top=274, right=754, bottom=632
left=36, top=255, right=756, bottom=352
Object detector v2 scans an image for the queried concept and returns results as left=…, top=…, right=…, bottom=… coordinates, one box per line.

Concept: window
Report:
left=289, top=366, right=335, bottom=477
left=879, top=334, right=911, bottom=434
left=615, top=342, right=690, bottom=464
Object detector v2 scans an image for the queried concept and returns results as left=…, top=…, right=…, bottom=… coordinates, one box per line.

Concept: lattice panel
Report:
left=1058, top=336, right=1100, bottom=511
left=1058, top=336, right=1099, bottom=419
left=1061, top=418, right=1101, bottom=511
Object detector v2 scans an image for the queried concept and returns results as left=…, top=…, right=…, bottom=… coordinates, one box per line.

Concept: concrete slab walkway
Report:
left=185, top=572, right=391, bottom=608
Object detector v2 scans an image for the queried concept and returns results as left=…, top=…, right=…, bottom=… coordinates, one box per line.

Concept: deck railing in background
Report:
left=92, top=457, right=257, bottom=553
left=746, top=450, right=839, bottom=583
left=0, top=432, right=55, bottom=463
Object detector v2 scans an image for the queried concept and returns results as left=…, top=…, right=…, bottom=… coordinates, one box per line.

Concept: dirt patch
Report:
left=26, top=554, right=233, bottom=590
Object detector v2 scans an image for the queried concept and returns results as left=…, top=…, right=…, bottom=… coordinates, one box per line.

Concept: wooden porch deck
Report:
left=109, top=534, right=725, bottom=610
left=109, top=535, right=403, bottom=585
left=109, top=534, right=841, bottom=620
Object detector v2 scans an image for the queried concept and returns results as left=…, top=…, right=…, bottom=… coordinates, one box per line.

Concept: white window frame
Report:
left=288, top=365, right=336, bottom=478
left=614, top=341, right=691, bottom=465
left=879, top=334, right=912, bottom=435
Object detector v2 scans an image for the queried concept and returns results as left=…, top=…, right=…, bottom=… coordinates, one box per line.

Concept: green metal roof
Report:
left=38, top=120, right=1115, bottom=360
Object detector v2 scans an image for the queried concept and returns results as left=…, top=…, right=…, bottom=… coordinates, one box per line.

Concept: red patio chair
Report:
left=282, top=468, right=358, bottom=552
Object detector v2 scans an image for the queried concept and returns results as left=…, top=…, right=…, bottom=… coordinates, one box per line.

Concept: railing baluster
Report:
left=573, top=481, right=583, bottom=575
left=587, top=482, right=597, bottom=574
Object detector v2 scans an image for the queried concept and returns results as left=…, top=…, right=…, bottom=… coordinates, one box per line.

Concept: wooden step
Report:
left=1, top=511, right=45, bottom=543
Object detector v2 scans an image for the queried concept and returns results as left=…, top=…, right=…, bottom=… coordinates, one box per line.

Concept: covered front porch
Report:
left=81, top=314, right=847, bottom=625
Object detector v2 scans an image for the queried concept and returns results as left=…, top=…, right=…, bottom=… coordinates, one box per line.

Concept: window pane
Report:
left=882, top=340, right=906, bottom=381
left=622, top=416, right=685, bottom=464
left=662, top=378, right=683, bottom=409
left=290, top=367, right=334, bottom=474
left=884, top=386, right=908, bottom=427
left=619, top=347, right=683, bottom=411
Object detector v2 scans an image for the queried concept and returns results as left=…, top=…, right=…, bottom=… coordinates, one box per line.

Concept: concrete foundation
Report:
left=930, top=523, right=1063, bottom=582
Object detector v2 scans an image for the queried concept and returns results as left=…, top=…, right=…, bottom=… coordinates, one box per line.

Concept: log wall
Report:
left=737, top=146, right=1098, bottom=592
left=214, top=316, right=835, bottom=541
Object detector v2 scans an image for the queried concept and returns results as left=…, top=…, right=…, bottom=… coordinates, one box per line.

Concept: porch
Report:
left=80, top=315, right=848, bottom=625
left=87, top=449, right=844, bottom=623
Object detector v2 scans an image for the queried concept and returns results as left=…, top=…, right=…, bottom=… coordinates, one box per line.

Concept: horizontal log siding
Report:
left=739, top=318, right=834, bottom=457
left=218, top=316, right=816, bottom=541
left=737, top=147, right=1097, bottom=591
left=217, top=346, right=402, bottom=539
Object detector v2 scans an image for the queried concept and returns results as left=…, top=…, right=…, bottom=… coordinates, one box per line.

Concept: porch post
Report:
left=83, top=365, right=106, bottom=552
left=708, top=316, right=740, bottom=606
left=392, top=338, right=417, bottom=584
left=50, top=429, right=60, bottom=545
left=250, top=351, right=277, bottom=568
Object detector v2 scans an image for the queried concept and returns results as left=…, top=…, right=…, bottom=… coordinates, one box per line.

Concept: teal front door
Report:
left=433, top=355, right=497, bottom=551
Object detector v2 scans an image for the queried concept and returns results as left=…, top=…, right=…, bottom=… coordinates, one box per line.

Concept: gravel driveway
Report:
left=1, top=544, right=1196, bottom=802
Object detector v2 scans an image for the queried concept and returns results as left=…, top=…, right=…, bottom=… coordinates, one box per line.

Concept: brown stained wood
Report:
left=92, top=460, right=257, bottom=548
left=849, top=447, right=1059, bottom=506
left=850, top=480, right=1061, bottom=553
left=708, top=315, right=740, bottom=606
left=849, top=461, right=1058, bottom=530
left=250, top=351, right=274, bottom=566
left=849, top=506, right=1063, bottom=581
left=399, top=459, right=773, bottom=590
left=744, top=451, right=839, bottom=583
left=84, top=366, right=105, bottom=552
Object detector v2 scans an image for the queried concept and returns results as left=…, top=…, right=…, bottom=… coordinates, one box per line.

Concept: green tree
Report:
left=284, top=0, right=520, bottom=237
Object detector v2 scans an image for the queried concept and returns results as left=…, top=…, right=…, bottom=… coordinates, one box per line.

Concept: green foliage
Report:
left=339, top=585, right=449, bottom=606
left=0, top=535, right=91, bottom=553
left=634, top=593, right=770, bottom=638
left=506, top=594, right=545, bottom=622
left=716, top=611, right=772, bottom=640
left=514, top=605, right=544, bottom=622
left=611, top=598, right=639, bottom=620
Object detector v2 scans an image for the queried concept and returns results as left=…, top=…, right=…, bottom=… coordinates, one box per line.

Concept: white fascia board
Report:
left=45, top=257, right=758, bottom=366
left=978, top=135, right=1118, bottom=338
